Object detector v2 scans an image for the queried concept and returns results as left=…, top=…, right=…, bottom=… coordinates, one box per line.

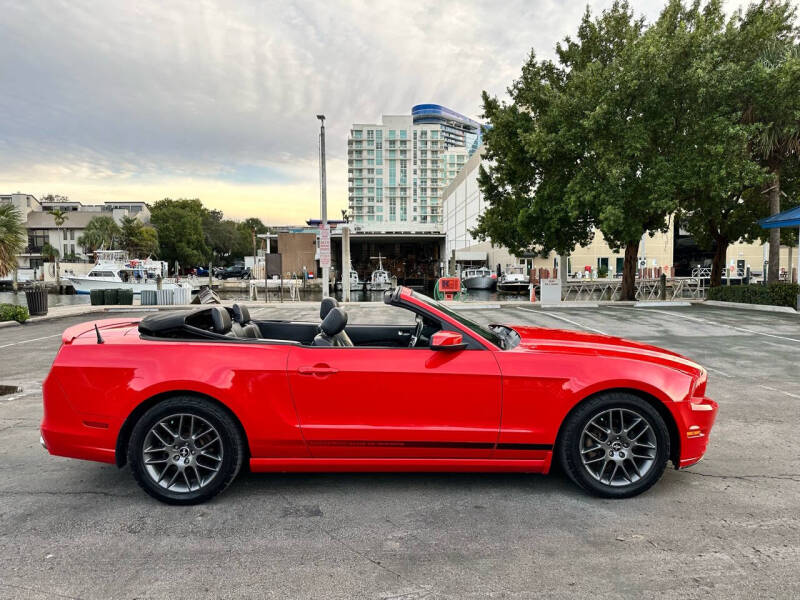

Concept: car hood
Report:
left=507, top=325, right=704, bottom=377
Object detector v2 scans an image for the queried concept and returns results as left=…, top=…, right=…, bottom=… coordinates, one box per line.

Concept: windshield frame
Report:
left=407, top=289, right=505, bottom=349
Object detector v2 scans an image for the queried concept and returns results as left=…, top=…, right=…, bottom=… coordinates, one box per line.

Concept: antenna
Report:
left=94, top=324, right=104, bottom=344
left=369, top=252, right=385, bottom=271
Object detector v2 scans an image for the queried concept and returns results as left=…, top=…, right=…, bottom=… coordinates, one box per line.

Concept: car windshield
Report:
left=410, top=290, right=505, bottom=348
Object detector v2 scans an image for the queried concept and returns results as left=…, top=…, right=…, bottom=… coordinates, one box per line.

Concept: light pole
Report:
left=317, top=114, right=330, bottom=298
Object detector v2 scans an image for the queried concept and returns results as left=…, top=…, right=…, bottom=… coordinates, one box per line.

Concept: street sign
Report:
left=319, top=225, right=331, bottom=269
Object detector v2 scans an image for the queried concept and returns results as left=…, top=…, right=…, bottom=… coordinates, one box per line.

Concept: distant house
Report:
left=0, top=194, right=150, bottom=271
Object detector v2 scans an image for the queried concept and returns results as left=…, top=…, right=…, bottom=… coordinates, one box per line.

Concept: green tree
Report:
left=744, top=5, right=800, bottom=282
left=0, top=204, right=27, bottom=277
left=477, top=2, right=668, bottom=299
left=202, top=210, right=241, bottom=265
left=685, top=1, right=800, bottom=284
left=240, top=217, right=268, bottom=235
left=119, top=215, right=159, bottom=258
left=149, top=198, right=210, bottom=268
left=50, top=207, right=68, bottom=251
left=664, top=1, right=770, bottom=287
left=41, top=242, right=59, bottom=261
left=78, top=216, right=121, bottom=253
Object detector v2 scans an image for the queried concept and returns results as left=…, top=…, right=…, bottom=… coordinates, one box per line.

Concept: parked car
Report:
left=217, top=265, right=250, bottom=280
left=41, top=287, right=717, bottom=504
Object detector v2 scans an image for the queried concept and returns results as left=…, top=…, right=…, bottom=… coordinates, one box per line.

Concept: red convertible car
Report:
left=41, top=287, right=717, bottom=504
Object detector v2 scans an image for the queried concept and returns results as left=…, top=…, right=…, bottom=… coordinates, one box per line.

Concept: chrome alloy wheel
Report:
left=579, top=408, right=657, bottom=487
left=142, top=413, right=223, bottom=493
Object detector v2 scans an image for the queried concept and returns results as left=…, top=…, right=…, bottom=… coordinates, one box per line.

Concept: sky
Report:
left=0, top=0, right=779, bottom=224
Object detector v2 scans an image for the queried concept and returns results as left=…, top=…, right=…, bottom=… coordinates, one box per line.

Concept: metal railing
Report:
left=559, top=277, right=706, bottom=301
left=691, top=266, right=746, bottom=278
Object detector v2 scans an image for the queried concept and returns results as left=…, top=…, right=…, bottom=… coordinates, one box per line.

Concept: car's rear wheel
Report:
left=558, top=392, right=670, bottom=498
left=128, top=397, right=244, bottom=505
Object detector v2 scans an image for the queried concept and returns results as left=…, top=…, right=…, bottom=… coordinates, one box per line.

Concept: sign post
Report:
left=317, top=114, right=330, bottom=298
left=319, top=223, right=331, bottom=278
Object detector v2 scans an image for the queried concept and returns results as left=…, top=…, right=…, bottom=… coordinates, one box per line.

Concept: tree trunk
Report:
left=767, top=172, right=781, bottom=283
left=620, top=240, right=640, bottom=301
left=709, top=237, right=729, bottom=288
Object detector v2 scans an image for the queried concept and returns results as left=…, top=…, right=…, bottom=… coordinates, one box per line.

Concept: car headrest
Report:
left=210, top=306, right=232, bottom=333
left=320, top=297, right=339, bottom=320
left=320, top=307, right=347, bottom=336
left=232, top=303, right=250, bottom=324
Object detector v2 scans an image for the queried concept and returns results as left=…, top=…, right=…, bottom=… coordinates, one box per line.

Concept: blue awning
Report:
left=759, top=205, right=800, bottom=229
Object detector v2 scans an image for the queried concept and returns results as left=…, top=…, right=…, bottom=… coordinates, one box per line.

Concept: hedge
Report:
left=0, top=304, right=30, bottom=323
left=707, top=283, right=800, bottom=308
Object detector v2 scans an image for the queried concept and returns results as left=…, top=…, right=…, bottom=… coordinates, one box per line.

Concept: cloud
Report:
left=0, top=0, right=760, bottom=221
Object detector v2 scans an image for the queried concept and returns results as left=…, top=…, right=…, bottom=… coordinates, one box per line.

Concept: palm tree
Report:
left=50, top=208, right=68, bottom=285
left=751, top=41, right=800, bottom=282
left=77, top=215, right=120, bottom=254
left=0, top=204, right=27, bottom=278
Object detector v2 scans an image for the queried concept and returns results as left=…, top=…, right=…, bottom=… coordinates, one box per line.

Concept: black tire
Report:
left=128, top=396, right=244, bottom=505
left=558, top=392, right=670, bottom=499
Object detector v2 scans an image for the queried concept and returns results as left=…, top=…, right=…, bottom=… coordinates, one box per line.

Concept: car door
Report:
left=286, top=344, right=502, bottom=458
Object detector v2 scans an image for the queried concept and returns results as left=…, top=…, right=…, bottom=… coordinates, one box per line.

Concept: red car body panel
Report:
left=41, top=288, right=718, bottom=475
left=287, top=345, right=502, bottom=459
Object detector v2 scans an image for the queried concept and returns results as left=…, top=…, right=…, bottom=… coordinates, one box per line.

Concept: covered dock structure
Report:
left=760, top=206, right=800, bottom=284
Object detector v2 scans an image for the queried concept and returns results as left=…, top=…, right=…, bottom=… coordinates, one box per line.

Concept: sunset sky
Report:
left=1, top=0, right=757, bottom=224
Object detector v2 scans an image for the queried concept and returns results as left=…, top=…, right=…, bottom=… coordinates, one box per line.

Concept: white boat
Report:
left=67, top=250, right=196, bottom=295
left=497, top=265, right=531, bottom=293
left=461, top=266, right=496, bottom=290
left=335, top=263, right=365, bottom=291
left=366, top=254, right=392, bottom=292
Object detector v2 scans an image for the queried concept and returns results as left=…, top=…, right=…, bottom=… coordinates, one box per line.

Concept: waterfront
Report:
left=0, top=287, right=531, bottom=308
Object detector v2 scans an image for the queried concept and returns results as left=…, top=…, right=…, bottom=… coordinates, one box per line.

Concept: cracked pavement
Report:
left=1, top=303, right=798, bottom=599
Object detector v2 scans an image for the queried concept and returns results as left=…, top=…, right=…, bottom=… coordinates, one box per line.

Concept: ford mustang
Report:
left=41, top=287, right=717, bottom=504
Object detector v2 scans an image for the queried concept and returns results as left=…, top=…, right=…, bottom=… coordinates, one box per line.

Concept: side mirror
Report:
left=430, top=330, right=467, bottom=351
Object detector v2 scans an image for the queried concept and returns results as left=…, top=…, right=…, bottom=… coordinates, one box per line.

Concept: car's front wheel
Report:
left=128, top=396, right=244, bottom=505
left=558, top=392, right=670, bottom=498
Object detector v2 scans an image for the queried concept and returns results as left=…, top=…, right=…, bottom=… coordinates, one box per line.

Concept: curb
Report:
left=703, top=300, right=798, bottom=314
left=634, top=301, right=691, bottom=308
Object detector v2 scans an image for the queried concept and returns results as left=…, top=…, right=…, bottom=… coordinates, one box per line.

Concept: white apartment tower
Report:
left=347, top=104, right=481, bottom=232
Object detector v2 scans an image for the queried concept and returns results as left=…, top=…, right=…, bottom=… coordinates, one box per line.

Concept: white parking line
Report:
left=759, top=384, right=800, bottom=400
left=629, top=307, right=800, bottom=344
left=0, top=334, right=62, bottom=349
left=704, top=366, right=732, bottom=379
left=517, top=308, right=608, bottom=335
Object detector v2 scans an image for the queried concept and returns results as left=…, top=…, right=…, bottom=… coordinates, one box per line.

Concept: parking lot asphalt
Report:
left=1, top=303, right=798, bottom=599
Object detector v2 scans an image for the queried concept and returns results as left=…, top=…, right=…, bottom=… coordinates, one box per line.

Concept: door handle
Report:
left=297, top=365, right=339, bottom=376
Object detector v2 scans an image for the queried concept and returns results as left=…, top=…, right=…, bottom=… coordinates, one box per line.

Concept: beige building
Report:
left=442, top=149, right=796, bottom=280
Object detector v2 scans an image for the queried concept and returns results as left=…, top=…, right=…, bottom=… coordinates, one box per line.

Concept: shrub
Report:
left=707, top=283, right=800, bottom=309
left=0, top=303, right=30, bottom=323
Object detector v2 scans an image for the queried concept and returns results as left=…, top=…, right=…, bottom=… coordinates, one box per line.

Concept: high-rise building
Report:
left=347, top=104, right=481, bottom=232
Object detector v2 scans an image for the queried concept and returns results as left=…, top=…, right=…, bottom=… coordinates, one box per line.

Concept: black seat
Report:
left=312, top=307, right=353, bottom=347
left=210, top=306, right=235, bottom=337
left=320, top=297, right=339, bottom=320
left=231, top=304, right=259, bottom=338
